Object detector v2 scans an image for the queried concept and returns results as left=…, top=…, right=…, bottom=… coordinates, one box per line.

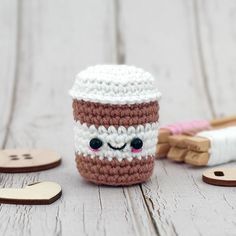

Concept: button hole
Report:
left=22, top=154, right=31, bottom=157
left=9, top=155, right=17, bottom=158
left=214, top=171, right=224, bottom=177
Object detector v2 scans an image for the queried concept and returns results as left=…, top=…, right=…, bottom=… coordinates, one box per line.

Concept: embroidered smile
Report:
left=108, top=143, right=127, bottom=151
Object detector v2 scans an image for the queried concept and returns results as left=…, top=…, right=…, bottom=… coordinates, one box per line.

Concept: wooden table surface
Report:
left=0, top=0, right=236, bottom=235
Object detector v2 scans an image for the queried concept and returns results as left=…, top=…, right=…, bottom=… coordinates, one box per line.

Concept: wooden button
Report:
left=0, top=182, right=62, bottom=205
left=202, top=168, right=236, bottom=186
left=0, top=149, right=61, bottom=173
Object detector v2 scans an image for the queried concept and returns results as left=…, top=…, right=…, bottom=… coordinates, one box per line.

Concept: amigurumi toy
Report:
left=70, top=65, right=161, bottom=186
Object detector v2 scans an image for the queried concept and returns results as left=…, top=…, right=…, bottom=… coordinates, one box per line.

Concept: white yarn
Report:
left=197, top=126, right=236, bottom=166
left=74, top=121, right=159, bottom=161
left=69, top=65, right=161, bottom=105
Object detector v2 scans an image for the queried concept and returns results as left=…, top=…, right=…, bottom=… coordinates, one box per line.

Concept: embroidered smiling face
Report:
left=89, top=137, right=143, bottom=152
left=74, top=122, right=158, bottom=161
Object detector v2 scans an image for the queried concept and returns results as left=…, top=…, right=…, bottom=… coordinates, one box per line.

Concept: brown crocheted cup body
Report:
left=72, top=100, right=159, bottom=128
left=70, top=65, right=161, bottom=186
left=72, top=100, right=159, bottom=186
left=76, top=154, right=155, bottom=186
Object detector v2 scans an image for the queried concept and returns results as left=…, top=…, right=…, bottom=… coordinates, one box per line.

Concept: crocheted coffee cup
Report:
left=70, top=65, right=161, bottom=186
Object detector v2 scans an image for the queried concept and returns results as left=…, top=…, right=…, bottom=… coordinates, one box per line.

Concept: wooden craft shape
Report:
left=184, top=136, right=210, bottom=166
left=203, top=168, right=236, bottom=186
left=0, top=149, right=61, bottom=173
left=156, top=143, right=170, bottom=159
left=0, top=182, right=62, bottom=205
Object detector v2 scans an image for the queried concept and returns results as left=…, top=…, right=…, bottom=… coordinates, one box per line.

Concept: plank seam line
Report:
left=122, top=188, right=141, bottom=236
left=113, top=0, right=125, bottom=64
left=2, top=0, right=22, bottom=148
left=139, top=185, right=160, bottom=236
left=113, top=2, right=161, bottom=234
left=193, top=0, right=216, bottom=117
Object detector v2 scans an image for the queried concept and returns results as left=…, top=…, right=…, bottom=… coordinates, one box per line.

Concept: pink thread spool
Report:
left=162, top=120, right=211, bottom=135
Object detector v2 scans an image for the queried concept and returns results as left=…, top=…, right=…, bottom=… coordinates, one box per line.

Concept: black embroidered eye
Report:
left=130, top=138, right=143, bottom=150
left=89, top=138, right=103, bottom=150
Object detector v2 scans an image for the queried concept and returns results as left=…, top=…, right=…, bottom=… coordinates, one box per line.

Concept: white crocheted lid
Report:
left=69, top=65, right=161, bottom=105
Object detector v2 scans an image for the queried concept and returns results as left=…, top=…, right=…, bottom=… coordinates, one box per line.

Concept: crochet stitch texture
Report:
left=70, top=65, right=161, bottom=186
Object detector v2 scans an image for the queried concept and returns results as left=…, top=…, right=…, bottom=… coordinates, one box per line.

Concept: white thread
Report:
left=69, top=65, right=161, bottom=105
left=74, top=121, right=159, bottom=161
left=197, top=126, right=236, bottom=166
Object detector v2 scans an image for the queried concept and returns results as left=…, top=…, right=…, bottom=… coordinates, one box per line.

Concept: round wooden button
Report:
left=202, top=168, right=236, bottom=187
left=0, top=181, right=62, bottom=205
left=0, top=149, right=61, bottom=173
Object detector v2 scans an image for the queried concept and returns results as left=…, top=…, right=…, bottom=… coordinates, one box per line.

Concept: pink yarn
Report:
left=131, top=148, right=142, bottom=153
left=162, top=120, right=211, bottom=135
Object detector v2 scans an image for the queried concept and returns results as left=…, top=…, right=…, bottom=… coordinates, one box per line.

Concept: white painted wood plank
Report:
left=195, top=0, right=236, bottom=117
left=144, top=160, right=236, bottom=236
left=0, top=1, right=157, bottom=236
left=120, top=0, right=236, bottom=235
left=0, top=0, right=17, bottom=146
left=119, top=0, right=214, bottom=124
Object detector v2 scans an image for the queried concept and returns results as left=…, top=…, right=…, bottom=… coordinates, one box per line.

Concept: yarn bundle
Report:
left=162, top=120, right=211, bottom=135
left=70, top=65, right=161, bottom=186
left=159, top=117, right=236, bottom=166
left=196, top=126, right=236, bottom=166
left=157, top=119, right=212, bottom=159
